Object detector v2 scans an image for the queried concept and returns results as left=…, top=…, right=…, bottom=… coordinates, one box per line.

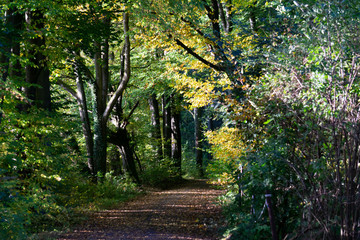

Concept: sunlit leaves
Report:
left=205, top=126, right=244, bottom=185
left=171, top=66, right=232, bottom=108
left=206, top=126, right=244, bottom=161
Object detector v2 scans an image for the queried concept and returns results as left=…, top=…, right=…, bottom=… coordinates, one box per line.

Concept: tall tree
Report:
left=25, top=9, right=51, bottom=110
left=148, top=94, right=162, bottom=160
left=108, top=95, right=140, bottom=183
left=56, top=2, right=132, bottom=177
left=162, top=93, right=172, bottom=159
left=58, top=58, right=94, bottom=172
left=171, top=93, right=182, bottom=173
left=194, top=107, right=204, bottom=177
left=0, top=3, right=23, bottom=83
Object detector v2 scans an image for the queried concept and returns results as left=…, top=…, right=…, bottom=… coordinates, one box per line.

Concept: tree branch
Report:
left=180, top=17, right=207, bottom=39
left=72, top=52, right=96, bottom=82
left=56, top=79, right=80, bottom=102
left=103, top=11, right=131, bottom=123
left=179, top=17, right=218, bottom=57
left=121, top=100, right=139, bottom=128
left=173, top=38, right=224, bottom=72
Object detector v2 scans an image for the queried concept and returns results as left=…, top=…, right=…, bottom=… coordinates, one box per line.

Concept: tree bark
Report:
left=1, top=9, right=13, bottom=82
left=1, top=6, right=23, bottom=82
left=265, top=191, right=279, bottom=240
left=249, top=0, right=258, bottom=33
left=162, top=94, right=172, bottom=159
left=109, top=129, right=140, bottom=183
left=92, top=36, right=108, bottom=176
left=194, top=107, right=204, bottom=177
left=92, top=109, right=107, bottom=176
left=25, top=10, right=51, bottom=110
left=103, top=12, right=131, bottom=123
left=109, top=145, right=122, bottom=176
left=171, top=95, right=182, bottom=173
left=9, top=9, right=23, bottom=81
left=149, top=94, right=162, bottom=160
left=75, top=62, right=94, bottom=174
left=0, top=6, right=24, bottom=122
left=218, top=0, right=233, bottom=33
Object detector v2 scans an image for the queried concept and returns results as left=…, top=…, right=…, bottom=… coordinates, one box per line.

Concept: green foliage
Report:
left=257, top=1, right=360, bottom=238
left=0, top=179, right=30, bottom=240
left=0, top=104, right=73, bottom=236
left=214, top=137, right=302, bottom=239
left=0, top=167, right=140, bottom=239
left=94, top=172, right=139, bottom=209
left=140, top=157, right=181, bottom=189
left=181, top=143, right=199, bottom=179
left=0, top=98, right=141, bottom=238
left=222, top=207, right=271, bottom=240
left=199, top=0, right=360, bottom=238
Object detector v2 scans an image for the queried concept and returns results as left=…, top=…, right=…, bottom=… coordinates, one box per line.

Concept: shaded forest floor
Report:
left=41, top=179, right=225, bottom=240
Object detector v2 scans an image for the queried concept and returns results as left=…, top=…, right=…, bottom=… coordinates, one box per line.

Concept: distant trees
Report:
left=25, top=9, right=51, bottom=110
left=1, top=3, right=51, bottom=111
left=148, top=91, right=183, bottom=174
left=148, top=94, right=162, bottom=159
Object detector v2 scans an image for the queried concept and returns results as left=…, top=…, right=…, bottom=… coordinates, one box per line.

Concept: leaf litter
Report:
left=53, top=180, right=225, bottom=240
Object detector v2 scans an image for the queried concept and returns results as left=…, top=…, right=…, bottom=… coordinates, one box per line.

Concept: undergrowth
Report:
left=0, top=171, right=140, bottom=240
left=140, top=157, right=183, bottom=189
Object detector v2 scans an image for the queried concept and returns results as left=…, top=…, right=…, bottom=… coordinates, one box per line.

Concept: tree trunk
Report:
left=75, top=62, right=94, bottom=174
left=25, top=10, right=51, bottom=111
left=109, top=145, right=122, bottom=176
left=162, top=94, right=172, bottom=159
left=171, top=95, right=182, bottom=173
left=109, top=129, right=140, bottom=183
left=54, top=11, right=131, bottom=179
left=9, top=9, right=23, bottom=81
left=149, top=94, right=162, bottom=160
left=92, top=13, right=110, bottom=176
left=1, top=9, right=12, bottom=82
left=194, top=107, right=204, bottom=177
left=1, top=6, right=23, bottom=82
left=249, top=0, right=258, bottom=33
left=93, top=111, right=107, bottom=176
left=0, top=6, right=23, bottom=122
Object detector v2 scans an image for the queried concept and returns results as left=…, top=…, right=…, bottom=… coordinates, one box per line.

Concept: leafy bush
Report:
left=94, top=172, right=139, bottom=209
left=214, top=137, right=302, bottom=239
left=0, top=178, right=30, bottom=240
left=181, top=143, right=199, bottom=179
left=0, top=106, right=141, bottom=239
left=140, top=157, right=181, bottom=189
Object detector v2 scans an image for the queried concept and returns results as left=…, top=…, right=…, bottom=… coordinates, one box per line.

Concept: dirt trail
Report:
left=56, top=180, right=225, bottom=240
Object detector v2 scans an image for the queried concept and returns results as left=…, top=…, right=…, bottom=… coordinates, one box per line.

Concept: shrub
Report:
left=140, top=157, right=181, bottom=189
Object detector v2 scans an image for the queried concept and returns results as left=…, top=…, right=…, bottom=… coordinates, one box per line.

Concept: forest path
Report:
left=56, top=179, right=225, bottom=240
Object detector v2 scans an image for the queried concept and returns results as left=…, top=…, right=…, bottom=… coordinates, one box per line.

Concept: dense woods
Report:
left=1, top=0, right=359, bottom=239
